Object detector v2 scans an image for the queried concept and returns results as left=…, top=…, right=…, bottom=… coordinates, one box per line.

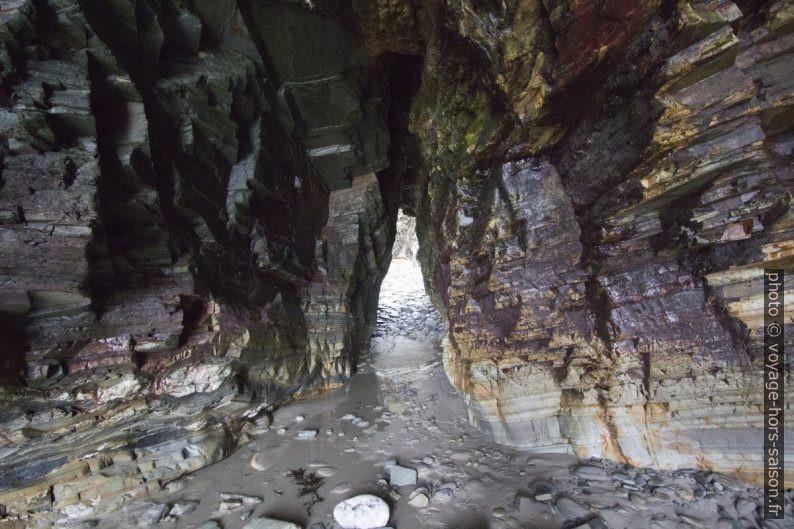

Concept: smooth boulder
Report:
left=333, top=495, right=390, bottom=529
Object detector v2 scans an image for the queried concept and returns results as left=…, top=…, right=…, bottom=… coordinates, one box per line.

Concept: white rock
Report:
left=331, top=482, right=353, bottom=495
left=333, top=495, right=390, bottom=529
left=297, top=429, right=318, bottom=439
left=250, top=453, right=267, bottom=471
left=219, top=493, right=262, bottom=512
left=408, top=493, right=429, bottom=508
left=156, top=360, right=233, bottom=397
left=316, top=466, right=337, bottom=477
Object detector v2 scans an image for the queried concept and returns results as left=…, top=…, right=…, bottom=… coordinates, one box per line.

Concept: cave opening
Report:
left=373, top=210, right=444, bottom=346
left=0, top=0, right=790, bottom=526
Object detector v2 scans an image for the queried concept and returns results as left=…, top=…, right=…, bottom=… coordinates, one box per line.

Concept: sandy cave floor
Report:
left=86, top=258, right=791, bottom=529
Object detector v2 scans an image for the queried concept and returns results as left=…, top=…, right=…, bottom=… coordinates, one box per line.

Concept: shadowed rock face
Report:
left=0, top=0, right=792, bottom=523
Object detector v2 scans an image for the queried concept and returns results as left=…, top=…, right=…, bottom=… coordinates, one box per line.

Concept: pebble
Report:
left=137, top=503, right=169, bottom=526
left=250, top=453, right=267, bottom=471
left=736, top=498, right=757, bottom=517
left=531, top=480, right=558, bottom=501
left=434, top=487, right=454, bottom=502
left=297, top=429, right=318, bottom=439
left=679, top=514, right=706, bottom=527
left=333, top=495, right=390, bottom=529
left=169, top=500, right=198, bottom=517
left=295, top=415, right=305, bottom=422
left=555, top=497, right=590, bottom=518
left=651, top=486, right=676, bottom=500
left=219, top=493, right=262, bottom=512
left=316, top=466, right=337, bottom=477
left=491, top=507, right=506, bottom=518
left=574, top=465, right=610, bottom=482
left=330, top=482, right=353, bottom=494
left=628, top=493, right=649, bottom=510
left=613, top=473, right=634, bottom=485
left=408, top=493, right=429, bottom=508
left=389, top=464, right=417, bottom=486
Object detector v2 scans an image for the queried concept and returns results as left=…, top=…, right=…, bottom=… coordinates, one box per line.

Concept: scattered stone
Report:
left=736, top=498, right=757, bottom=517
left=531, top=480, right=557, bottom=501
left=331, top=482, right=353, bottom=495
left=219, top=493, right=262, bottom=512
left=574, top=465, right=610, bottom=482
left=136, top=503, right=170, bottom=527
left=679, top=514, right=706, bottom=528
left=333, top=495, right=390, bottom=529
left=652, top=487, right=676, bottom=500
left=408, top=493, right=429, bottom=508
left=569, top=518, right=610, bottom=529
left=422, top=456, right=439, bottom=466
left=389, top=464, right=417, bottom=487
left=628, top=493, right=649, bottom=510
left=316, top=466, right=337, bottom=477
left=297, top=429, right=318, bottom=439
left=555, top=497, right=590, bottom=519
left=491, top=507, right=506, bottom=518
left=251, top=453, right=267, bottom=471
left=434, top=487, right=454, bottom=502
left=295, top=415, right=306, bottom=422
left=613, top=473, right=633, bottom=485
left=169, top=500, right=199, bottom=517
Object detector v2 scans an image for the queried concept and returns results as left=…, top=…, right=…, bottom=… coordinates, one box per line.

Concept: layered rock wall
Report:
left=402, top=0, right=794, bottom=484
left=0, top=0, right=394, bottom=522
left=1, top=0, right=793, bottom=523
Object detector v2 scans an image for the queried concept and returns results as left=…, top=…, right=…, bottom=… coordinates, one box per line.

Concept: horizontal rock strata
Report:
left=0, top=0, right=792, bottom=524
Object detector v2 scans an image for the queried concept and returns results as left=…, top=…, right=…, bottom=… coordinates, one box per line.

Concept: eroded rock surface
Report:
left=405, top=0, right=794, bottom=484
left=0, top=0, right=395, bottom=523
left=0, top=0, right=792, bottom=525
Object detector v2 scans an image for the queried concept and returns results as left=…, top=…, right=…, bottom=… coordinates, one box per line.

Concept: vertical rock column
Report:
left=305, top=171, right=391, bottom=381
